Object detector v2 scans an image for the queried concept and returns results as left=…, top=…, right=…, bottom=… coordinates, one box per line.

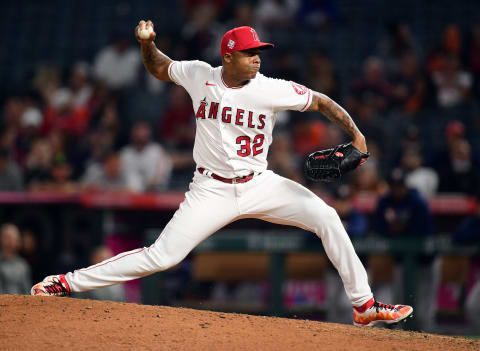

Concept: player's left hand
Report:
left=304, top=142, right=370, bottom=182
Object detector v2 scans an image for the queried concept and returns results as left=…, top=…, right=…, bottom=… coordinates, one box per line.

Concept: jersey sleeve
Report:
left=269, top=79, right=313, bottom=113
left=168, top=60, right=212, bottom=88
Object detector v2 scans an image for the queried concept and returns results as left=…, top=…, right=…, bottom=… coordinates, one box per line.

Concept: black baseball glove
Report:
left=304, top=142, right=370, bottom=182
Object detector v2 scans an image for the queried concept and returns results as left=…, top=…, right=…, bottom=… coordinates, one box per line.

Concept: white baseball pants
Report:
left=65, top=170, right=373, bottom=306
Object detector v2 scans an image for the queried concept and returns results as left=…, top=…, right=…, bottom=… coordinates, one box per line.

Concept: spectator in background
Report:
left=32, top=154, right=77, bottom=193
left=375, top=168, right=432, bottom=237
left=225, top=2, right=257, bottom=29
left=331, top=184, right=368, bottom=238
left=24, top=138, right=53, bottom=190
left=400, top=124, right=423, bottom=155
left=377, top=23, right=423, bottom=76
left=19, top=229, right=45, bottom=286
left=84, top=99, right=122, bottom=163
left=32, top=64, right=61, bottom=108
left=82, top=151, right=128, bottom=192
left=0, top=223, right=31, bottom=294
left=254, top=0, right=297, bottom=29
left=48, top=131, right=68, bottom=164
left=93, top=31, right=141, bottom=91
left=159, top=85, right=195, bottom=150
left=0, top=103, right=22, bottom=163
left=437, top=138, right=479, bottom=194
left=96, top=101, right=120, bottom=137
left=88, top=100, right=121, bottom=148
left=181, top=2, right=225, bottom=63
left=67, top=97, right=119, bottom=175
left=431, top=54, right=472, bottom=108
left=431, top=119, right=466, bottom=165
left=351, top=162, right=384, bottom=195
left=445, top=119, right=465, bottom=146
left=454, top=197, right=480, bottom=245
left=452, top=198, right=480, bottom=329
left=75, top=246, right=125, bottom=302
left=158, top=86, right=196, bottom=189
left=0, top=147, right=23, bottom=191
left=16, top=106, right=43, bottom=166
left=389, top=51, right=427, bottom=114
left=26, top=133, right=76, bottom=192
left=120, top=122, right=172, bottom=192
left=346, top=57, right=392, bottom=144
left=349, top=56, right=392, bottom=115
left=400, top=148, right=439, bottom=198
left=305, top=51, right=339, bottom=101
left=1, top=96, right=25, bottom=130
left=41, top=88, right=90, bottom=137
left=467, top=24, right=480, bottom=98
left=87, top=82, right=111, bottom=123
left=468, top=24, right=480, bottom=74
left=427, top=24, right=463, bottom=74
left=69, top=62, right=93, bottom=110
left=82, top=126, right=119, bottom=175
left=351, top=141, right=386, bottom=195
left=292, top=119, right=328, bottom=157
left=53, top=155, right=76, bottom=192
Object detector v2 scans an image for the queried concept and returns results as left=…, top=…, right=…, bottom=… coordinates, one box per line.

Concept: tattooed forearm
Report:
left=309, top=92, right=362, bottom=139
left=141, top=42, right=172, bottom=81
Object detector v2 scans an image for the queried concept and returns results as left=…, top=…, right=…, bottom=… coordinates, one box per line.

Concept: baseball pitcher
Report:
left=32, top=21, right=413, bottom=326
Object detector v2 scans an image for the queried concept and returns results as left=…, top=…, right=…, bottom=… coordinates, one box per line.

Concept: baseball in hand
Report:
left=138, top=26, right=153, bottom=40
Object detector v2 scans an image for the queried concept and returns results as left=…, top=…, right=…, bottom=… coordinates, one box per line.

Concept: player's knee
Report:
left=320, top=206, right=342, bottom=228
left=157, top=252, right=185, bottom=271
left=324, top=205, right=340, bottom=220
left=304, top=201, right=338, bottom=222
left=308, top=203, right=342, bottom=235
left=147, top=246, right=184, bottom=271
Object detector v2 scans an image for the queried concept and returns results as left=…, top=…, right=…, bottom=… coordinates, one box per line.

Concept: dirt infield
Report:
left=0, top=295, right=478, bottom=351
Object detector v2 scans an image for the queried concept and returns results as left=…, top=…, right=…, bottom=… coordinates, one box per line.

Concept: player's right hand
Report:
left=135, top=20, right=156, bottom=44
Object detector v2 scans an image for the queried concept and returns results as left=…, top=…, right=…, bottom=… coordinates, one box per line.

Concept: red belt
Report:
left=198, top=167, right=256, bottom=184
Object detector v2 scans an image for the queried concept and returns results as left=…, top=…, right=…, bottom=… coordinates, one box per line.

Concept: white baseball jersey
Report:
left=168, top=60, right=313, bottom=177
left=62, top=59, right=373, bottom=309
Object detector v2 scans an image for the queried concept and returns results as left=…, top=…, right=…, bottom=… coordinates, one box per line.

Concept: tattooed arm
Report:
left=135, top=20, right=173, bottom=82
left=307, top=91, right=367, bottom=153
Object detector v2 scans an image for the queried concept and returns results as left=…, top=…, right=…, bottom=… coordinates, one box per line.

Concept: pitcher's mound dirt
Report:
left=0, top=295, right=478, bottom=351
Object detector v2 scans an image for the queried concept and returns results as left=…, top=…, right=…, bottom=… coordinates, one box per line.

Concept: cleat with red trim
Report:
left=31, top=274, right=71, bottom=297
left=353, top=298, right=413, bottom=327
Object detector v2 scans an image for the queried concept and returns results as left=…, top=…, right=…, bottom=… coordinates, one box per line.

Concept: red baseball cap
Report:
left=220, top=26, right=274, bottom=57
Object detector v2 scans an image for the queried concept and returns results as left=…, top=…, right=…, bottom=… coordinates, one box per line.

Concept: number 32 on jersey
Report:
left=236, top=134, right=264, bottom=157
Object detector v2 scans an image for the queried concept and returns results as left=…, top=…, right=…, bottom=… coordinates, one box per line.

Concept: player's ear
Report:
left=223, top=53, right=233, bottom=64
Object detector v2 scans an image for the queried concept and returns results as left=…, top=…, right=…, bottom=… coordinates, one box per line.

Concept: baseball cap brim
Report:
left=239, top=42, right=274, bottom=52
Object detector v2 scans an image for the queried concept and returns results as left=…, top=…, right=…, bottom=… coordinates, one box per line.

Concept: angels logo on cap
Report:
left=250, top=28, right=259, bottom=41
left=220, top=26, right=274, bottom=57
